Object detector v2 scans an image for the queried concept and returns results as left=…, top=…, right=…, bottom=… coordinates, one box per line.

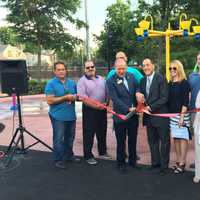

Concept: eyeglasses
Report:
left=169, top=67, right=177, bottom=71
left=85, top=66, right=95, bottom=70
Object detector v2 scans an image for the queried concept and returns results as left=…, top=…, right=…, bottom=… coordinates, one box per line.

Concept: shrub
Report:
left=28, top=79, right=48, bottom=95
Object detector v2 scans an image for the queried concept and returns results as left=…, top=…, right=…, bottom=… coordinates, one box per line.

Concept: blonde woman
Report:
left=168, top=60, right=191, bottom=173
left=193, top=91, right=200, bottom=183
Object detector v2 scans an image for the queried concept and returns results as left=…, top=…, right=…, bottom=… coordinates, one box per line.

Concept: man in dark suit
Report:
left=106, top=58, right=139, bottom=172
left=136, top=58, right=170, bottom=175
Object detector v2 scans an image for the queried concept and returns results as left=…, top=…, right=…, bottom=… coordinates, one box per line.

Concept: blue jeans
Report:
left=49, top=115, right=76, bottom=162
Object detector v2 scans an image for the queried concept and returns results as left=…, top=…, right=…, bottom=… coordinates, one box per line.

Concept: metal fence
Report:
left=28, top=66, right=109, bottom=80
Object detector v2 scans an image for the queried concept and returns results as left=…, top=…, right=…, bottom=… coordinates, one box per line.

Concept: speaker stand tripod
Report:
left=4, top=93, right=53, bottom=167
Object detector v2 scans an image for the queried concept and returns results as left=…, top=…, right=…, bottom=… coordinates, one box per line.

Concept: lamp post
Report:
left=84, top=0, right=90, bottom=60
left=135, top=13, right=200, bottom=80
left=107, top=30, right=113, bottom=72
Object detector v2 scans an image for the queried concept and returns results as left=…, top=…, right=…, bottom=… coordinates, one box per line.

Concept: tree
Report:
left=130, top=0, right=199, bottom=72
left=96, top=0, right=137, bottom=69
left=170, top=0, right=200, bottom=73
left=2, top=0, right=84, bottom=74
left=0, top=27, right=18, bottom=46
left=96, top=0, right=199, bottom=74
left=134, top=0, right=188, bottom=70
left=96, top=0, right=187, bottom=69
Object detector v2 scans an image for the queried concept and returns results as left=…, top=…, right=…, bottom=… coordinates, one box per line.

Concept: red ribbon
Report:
left=76, top=94, right=200, bottom=120
left=76, top=94, right=126, bottom=120
left=136, top=103, right=200, bottom=118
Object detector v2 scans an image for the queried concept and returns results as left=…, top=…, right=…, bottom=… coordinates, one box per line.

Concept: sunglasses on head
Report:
left=85, top=65, right=95, bottom=70
left=169, top=67, right=177, bottom=71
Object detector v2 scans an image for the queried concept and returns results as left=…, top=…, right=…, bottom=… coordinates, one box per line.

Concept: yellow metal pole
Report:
left=135, top=14, right=199, bottom=80
left=166, top=35, right=170, bottom=81
left=165, top=23, right=171, bottom=81
left=179, top=13, right=188, bottom=30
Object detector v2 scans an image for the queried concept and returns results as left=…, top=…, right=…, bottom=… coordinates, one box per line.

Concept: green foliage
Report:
left=96, top=0, right=200, bottom=74
left=2, top=0, right=84, bottom=66
left=28, top=79, right=48, bottom=95
left=135, top=0, right=188, bottom=70
left=96, top=0, right=136, bottom=64
left=0, top=27, right=18, bottom=45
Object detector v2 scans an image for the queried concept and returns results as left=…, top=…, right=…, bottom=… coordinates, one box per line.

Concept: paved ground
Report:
left=0, top=94, right=195, bottom=169
left=0, top=150, right=198, bottom=200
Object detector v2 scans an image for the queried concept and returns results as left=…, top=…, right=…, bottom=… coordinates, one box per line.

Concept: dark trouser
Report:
left=114, top=116, right=138, bottom=166
left=49, top=115, right=76, bottom=162
left=82, top=105, right=107, bottom=159
left=146, top=125, right=170, bottom=169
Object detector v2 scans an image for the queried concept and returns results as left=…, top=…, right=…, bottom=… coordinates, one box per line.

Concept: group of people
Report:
left=44, top=51, right=200, bottom=183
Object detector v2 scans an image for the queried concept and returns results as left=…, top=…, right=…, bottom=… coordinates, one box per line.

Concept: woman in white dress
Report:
left=193, top=91, right=200, bottom=183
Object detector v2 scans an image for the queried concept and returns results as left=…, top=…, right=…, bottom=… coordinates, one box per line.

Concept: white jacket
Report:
left=194, top=91, right=200, bottom=141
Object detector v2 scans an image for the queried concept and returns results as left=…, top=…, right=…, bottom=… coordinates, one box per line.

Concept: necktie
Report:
left=146, top=76, right=151, bottom=96
left=123, top=77, right=129, bottom=91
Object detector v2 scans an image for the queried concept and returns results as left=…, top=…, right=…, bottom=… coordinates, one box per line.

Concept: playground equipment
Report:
left=135, top=13, right=200, bottom=80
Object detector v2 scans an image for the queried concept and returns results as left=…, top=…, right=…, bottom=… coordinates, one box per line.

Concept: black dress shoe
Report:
left=54, top=161, right=67, bottom=169
left=67, top=156, right=81, bottom=163
left=148, top=164, right=160, bottom=170
left=159, top=168, right=169, bottom=176
left=128, top=163, right=141, bottom=169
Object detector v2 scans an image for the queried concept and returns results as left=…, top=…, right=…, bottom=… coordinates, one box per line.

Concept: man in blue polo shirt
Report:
left=45, top=61, right=79, bottom=169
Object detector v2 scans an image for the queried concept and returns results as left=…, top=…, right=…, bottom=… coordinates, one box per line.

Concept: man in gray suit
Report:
left=136, top=58, right=170, bottom=175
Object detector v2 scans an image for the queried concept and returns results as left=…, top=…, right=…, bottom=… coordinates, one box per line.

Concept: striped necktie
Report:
left=146, top=76, right=151, bottom=96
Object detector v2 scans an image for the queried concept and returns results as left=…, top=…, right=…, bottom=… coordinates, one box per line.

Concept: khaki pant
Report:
left=190, top=113, right=196, bottom=135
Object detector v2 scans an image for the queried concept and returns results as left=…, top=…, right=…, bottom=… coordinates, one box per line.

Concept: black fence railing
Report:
left=28, top=66, right=109, bottom=80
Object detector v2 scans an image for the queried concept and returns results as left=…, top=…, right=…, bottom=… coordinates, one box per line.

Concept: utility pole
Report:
left=107, top=30, right=112, bottom=72
left=84, top=0, right=90, bottom=60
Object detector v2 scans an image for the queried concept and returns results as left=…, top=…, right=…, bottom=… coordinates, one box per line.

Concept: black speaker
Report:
left=0, top=60, right=28, bottom=95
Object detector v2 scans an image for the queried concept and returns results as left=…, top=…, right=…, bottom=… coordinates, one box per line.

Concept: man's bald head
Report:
left=115, top=58, right=127, bottom=77
left=116, top=51, right=127, bottom=62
